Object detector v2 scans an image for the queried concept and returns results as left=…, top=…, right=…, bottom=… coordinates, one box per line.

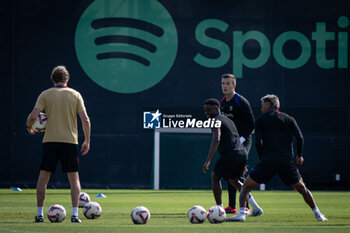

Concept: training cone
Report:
left=96, top=193, right=106, bottom=198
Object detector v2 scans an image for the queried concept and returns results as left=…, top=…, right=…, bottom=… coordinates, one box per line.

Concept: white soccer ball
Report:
left=130, top=206, right=150, bottom=224
left=187, top=205, right=207, bottom=223
left=207, top=206, right=226, bottom=223
left=79, top=192, right=90, bottom=208
left=83, top=201, right=102, bottom=219
left=47, top=204, right=66, bottom=222
left=31, top=112, right=47, bottom=132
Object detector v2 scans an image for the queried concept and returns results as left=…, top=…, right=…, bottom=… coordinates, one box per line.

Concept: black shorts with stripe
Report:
left=40, top=142, right=79, bottom=173
left=249, top=161, right=301, bottom=186
left=213, top=156, right=247, bottom=180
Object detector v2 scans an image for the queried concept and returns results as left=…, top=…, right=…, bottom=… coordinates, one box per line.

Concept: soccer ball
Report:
left=79, top=192, right=90, bottom=208
left=31, top=112, right=47, bottom=132
left=47, top=204, right=66, bottom=222
left=130, top=206, right=150, bottom=224
left=207, top=206, right=226, bottom=223
left=187, top=205, right=207, bottom=223
left=83, top=201, right=102, bottom=219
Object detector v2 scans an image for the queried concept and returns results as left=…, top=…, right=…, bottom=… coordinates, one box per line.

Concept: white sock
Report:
left=248, top=196, right=260, bottom=211
left=238, top=207, right=246, bottom=215
left=216, top=204, right=223, bottom=208
left=312, top=207, right=320, bottom=214
left=36, top=206, right=44, bottom=216
left=37, top=207, right=43, bottom=217
left=72, top=207, right=78, bottom=217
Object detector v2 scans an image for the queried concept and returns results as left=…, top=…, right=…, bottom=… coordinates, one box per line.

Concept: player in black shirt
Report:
left=202, top=98, right=262, bottom=215
left=220, top=73, right=254, bottom=214
left=228, top=94, right=327, bottom=222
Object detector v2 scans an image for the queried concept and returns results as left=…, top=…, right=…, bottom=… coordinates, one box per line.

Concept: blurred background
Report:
left=1, top=0, right=349, bottom=190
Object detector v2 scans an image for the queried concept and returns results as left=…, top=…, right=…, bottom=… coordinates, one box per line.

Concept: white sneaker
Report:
left=225, top=214, right=245, bottom=222
left=250, top=207, right=263, bottom=217
left=315, top=212, right=328, bottom=222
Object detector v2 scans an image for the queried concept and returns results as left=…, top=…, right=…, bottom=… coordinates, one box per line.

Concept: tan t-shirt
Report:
left=34, top=87, right=86, bottom=144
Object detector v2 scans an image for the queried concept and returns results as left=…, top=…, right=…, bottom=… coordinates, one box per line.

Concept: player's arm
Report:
left=26, top=108, right=41, bottom=134
left=240, top=98, right=255, bottom=141
left=202, top=127, right=220, bottom=174
left=27, top=92, right=45, bottom=134
left=291, top=117, right=304, bottom=164
left=79, top=111, right=91, bottom=156
left=254, top=118, right=263, bottom=159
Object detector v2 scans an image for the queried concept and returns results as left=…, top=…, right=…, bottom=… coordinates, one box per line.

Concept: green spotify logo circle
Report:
left=75, top=0, right=178, bottom=93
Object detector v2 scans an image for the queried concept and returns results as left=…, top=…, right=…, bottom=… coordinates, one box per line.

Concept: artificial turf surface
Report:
left=0, top=189, right=349, bottom=233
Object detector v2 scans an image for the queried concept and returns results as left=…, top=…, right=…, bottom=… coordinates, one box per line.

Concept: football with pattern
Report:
left=207, top=206, right=226, bottom=223
left=79, top=192, right=90, bottom=208
left=31, top=112, right=47, bottom=132
left=47, top=204, right=66, bottom=222
left=187, top=205, right=207, bottom=223
left=83, top=201, right=102, bottom=219
left=130, top=206, right=150, bottom=224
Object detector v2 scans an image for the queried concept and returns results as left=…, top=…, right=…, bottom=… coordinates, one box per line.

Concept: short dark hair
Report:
left=261, top=94, right=280, bottom=110
left=204, top=98, right=221, bottom=108
left=51, top=66, right=69, bottom=83
left=221, top=73, right=236, bottom=85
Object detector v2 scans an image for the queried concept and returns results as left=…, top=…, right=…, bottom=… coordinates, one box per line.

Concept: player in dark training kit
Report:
left=229, top=94, right=327, bottom=222
left=202, top=99, right=263, bottom=216
left=220, top=73, right=254, bottom=214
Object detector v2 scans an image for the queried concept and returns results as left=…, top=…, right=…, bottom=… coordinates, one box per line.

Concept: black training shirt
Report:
left=215, top=114, right=247, bottom=160
left=255, top=111, right=304, bottom=164
left=220, top=93, right=254, bottom=139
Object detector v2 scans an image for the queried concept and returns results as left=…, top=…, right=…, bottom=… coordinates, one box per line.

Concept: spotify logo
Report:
left=75, top=0, right=178, bottom=93
left=194, top=16, right=349, bottom=77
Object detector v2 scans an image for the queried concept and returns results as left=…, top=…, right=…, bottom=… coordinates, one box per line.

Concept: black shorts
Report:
left=249, top=161, right=301, bottom=186
left=213, top=156, right=247, bottom=180
left=40, top=142, right=79, bottom=173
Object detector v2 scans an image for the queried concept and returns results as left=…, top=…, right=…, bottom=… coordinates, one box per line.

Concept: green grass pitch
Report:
left=0, top=189, right=349, bottom=233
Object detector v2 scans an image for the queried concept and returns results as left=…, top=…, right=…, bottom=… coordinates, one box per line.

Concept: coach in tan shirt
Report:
left=26, top=66, right=91, bottom=223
